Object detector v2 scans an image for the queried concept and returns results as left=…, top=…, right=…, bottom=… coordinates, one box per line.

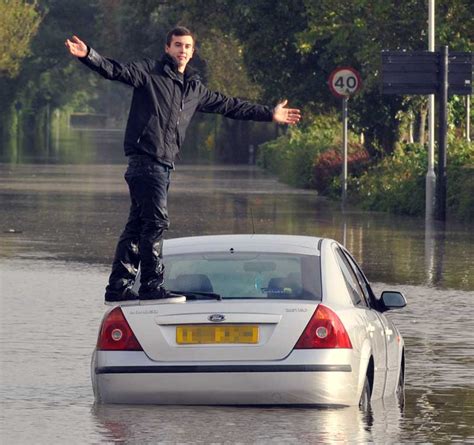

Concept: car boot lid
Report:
left=122, top=300, right=318, bottom=362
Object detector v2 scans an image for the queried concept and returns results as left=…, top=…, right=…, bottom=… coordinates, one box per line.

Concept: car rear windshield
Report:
left=163, top=252, right=322, bottom=300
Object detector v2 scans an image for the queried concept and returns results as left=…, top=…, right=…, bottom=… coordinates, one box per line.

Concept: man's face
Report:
left=165, top=35, right=194, bottom=72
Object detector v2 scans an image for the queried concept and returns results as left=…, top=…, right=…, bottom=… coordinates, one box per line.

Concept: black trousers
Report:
left=106, top=156, right=171, bottom=295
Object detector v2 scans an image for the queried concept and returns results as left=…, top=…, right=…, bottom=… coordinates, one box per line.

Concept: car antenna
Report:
left=250, top=206, right=256, bottom=234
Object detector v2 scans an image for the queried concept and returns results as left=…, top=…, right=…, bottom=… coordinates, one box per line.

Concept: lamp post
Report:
left=426, top=0, right=436, bottom=221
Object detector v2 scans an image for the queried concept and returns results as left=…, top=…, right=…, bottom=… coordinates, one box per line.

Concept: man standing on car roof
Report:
left=65, top=26, right=301, bottom=305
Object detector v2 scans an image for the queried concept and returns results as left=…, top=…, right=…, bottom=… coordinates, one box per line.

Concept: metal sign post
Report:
left=436, top=46, right=449, bottom=221
left=467, top=96, right=471, bottom=142
left=342, top=97, right=349, bottom=203
left=328, top=67, right=362, bottom=207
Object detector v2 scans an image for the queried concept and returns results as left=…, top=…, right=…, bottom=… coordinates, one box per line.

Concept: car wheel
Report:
left=359, top=375, right=371, bottom=412
left=396, top=366, right=405, bottom=409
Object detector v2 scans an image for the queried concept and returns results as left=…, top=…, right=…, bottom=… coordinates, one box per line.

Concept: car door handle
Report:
left=385, top=328, right=393, bottom=337
left=366, top=324, right=375, bottom=333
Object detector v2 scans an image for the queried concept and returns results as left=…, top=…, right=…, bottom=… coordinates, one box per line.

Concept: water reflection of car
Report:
left=91, top=234, right=407, bottom=408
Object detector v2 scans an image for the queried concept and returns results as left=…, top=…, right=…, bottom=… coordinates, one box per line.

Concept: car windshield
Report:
left=163, top=252, right=322, bottom=300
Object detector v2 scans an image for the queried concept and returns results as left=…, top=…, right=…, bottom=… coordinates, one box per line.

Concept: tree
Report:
left=176, top=0, right=313, bottom=106
left=176, top=0, right=473, bottom=156
left=0, top=0, right=100, bottom=150
left=0, top=0, right=42, bottom=78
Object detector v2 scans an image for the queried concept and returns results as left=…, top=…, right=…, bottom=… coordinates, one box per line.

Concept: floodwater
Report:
left=1, top=130, right=474, bottom=444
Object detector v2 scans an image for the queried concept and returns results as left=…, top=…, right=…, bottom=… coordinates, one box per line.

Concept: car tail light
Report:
left=294, top=304, right=352, bottom=349
left=97, top=307, right=143, bottom=351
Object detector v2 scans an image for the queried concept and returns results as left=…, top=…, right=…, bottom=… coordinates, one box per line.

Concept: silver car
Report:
left=91, top=234, right=406, bottom=407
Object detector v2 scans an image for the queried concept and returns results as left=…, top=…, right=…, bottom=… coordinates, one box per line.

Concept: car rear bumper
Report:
left=92, top=350, right=361, bottom=406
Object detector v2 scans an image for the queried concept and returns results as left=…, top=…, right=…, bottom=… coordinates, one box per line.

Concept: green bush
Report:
left=258, top=114, right=473, bottom=222
left=314, top=143, right=370, bottom=196
left=351, top=140, right=474, bottom=220
left=258, top=115, right=339, bottom=188
left=446, top=140, right=474, bottom=221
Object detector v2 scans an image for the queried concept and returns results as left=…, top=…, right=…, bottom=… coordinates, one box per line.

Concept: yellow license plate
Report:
left=176, top=324, right=259, bottom=345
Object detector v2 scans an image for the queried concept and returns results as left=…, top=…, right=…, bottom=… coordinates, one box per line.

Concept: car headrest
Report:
left=267, top=275, right=301, bottom=298
left=175, top=274, right=214, bottom=293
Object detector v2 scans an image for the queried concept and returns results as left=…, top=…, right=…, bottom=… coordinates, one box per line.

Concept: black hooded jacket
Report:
left=79, top=48, right=274, bottom=165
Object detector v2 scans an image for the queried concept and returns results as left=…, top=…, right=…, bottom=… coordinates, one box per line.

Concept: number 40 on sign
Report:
left=328, top=67, right=362, bottom=98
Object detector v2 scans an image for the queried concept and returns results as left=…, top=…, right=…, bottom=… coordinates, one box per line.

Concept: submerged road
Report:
left=1, top=162, right=473, bottom=444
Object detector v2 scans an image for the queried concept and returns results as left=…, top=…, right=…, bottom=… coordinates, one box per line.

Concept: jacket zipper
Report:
left=175, top=93, right=184, bottom=161
left=163, top=81, right=178, bottom=147
left=170, top=78, right=185, bottom=160
left=177, top=97, right=184, bottom=125
left=137, top=119, right=151, bottom=144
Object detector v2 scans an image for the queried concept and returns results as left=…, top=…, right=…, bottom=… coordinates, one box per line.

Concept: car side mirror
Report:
left=380, top=291, right=407, bottom=311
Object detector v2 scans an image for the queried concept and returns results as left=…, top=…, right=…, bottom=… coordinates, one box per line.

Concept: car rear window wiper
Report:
left=170, top=291, right=223, bottom=301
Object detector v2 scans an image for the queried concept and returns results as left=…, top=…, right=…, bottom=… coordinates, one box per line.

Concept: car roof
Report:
left=163, top=234, right=328, bottom=256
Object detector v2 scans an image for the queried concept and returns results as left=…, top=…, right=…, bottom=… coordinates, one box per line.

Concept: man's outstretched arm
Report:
left=197, top=87, right=301, bottom=125
left=65, top=35, right=151, bottom=88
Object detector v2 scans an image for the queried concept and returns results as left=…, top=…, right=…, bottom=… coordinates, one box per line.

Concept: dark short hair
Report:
left=166, top=26, right=195, bottom=47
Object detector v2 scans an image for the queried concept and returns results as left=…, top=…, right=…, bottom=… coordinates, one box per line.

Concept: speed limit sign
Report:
left=328, top=67, right=362, bottom=98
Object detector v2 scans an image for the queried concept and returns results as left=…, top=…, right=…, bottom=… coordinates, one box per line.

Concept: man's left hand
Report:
left=272, top=100, right=301, bottom=125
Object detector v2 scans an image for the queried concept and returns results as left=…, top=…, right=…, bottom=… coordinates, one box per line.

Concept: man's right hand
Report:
left=65, top=35, right=88, bottom=58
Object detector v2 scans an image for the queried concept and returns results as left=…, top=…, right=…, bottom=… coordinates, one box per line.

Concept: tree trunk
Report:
left=414, top=104, right=428, bottom=145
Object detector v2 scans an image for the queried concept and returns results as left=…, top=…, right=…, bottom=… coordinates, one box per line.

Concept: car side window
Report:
left=341, top=249, right=378, bottom=309
left=334, top=248, right=368, bottom=307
